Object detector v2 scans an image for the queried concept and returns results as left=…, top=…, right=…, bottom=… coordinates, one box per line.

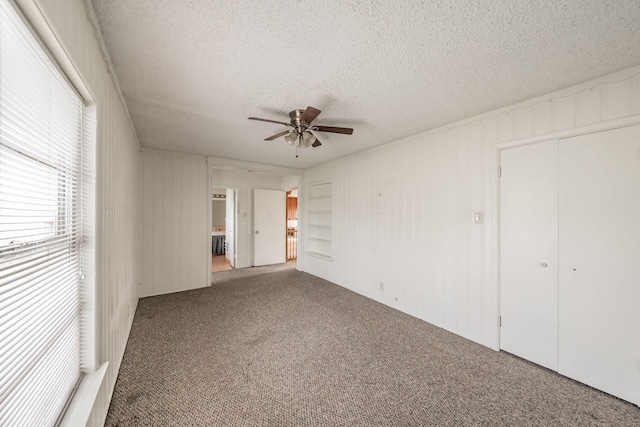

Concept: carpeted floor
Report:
left=105, top=265, right=640, bottom=426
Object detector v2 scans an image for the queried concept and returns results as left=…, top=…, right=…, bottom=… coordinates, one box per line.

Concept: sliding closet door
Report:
left=558, top=124, right=640, bottom=405
left=500, top=140, right=559, bottom=371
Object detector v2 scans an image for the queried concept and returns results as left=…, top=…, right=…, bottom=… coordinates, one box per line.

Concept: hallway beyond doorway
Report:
left=211, top=255, right=233, bottom=272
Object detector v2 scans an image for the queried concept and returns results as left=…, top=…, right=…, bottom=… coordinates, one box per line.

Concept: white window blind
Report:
left=0, top=1, right=86, bottom=425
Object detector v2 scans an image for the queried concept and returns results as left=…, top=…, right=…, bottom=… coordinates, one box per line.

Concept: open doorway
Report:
left=211, top=187, right=236, bottom=272
left=286, top=189, right=298, bottom=265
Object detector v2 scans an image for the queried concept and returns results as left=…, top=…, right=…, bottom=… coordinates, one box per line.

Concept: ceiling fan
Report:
left=249, top=106, right=353, bottom=155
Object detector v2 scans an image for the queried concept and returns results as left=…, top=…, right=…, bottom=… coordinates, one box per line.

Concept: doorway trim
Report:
left=207, top=156, right=303, bottom=276
left=209, top=186, right=237, bottom=277
left=285, top=188, right=299, bottom=263
left=225, top=188, right=238, bottom=268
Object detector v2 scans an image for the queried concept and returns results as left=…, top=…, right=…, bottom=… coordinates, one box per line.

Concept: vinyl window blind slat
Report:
left=1, top=320, right=80, bottom=425
left=0, top=152, right=80, bottom=187
left=0, top=276, right=77, bottom=349
left=0, top=234, right=78, bottom=259
left=0, top=256, right=79, bottom=309
left=0, top=292, right=78, bottom=397
left=0, top=1, right=87, bottom=425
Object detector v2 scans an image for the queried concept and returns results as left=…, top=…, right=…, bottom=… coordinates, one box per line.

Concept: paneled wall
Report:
left=15, top=0, right=144, bottom=425
left=142, top=149, right=209, bottom=297
left=301, top=66, right=640, bottom=350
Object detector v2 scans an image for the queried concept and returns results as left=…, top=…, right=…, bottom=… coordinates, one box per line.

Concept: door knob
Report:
left=540, top=262, right=548, bottom=267
left=254, top=230, right=259, bottom=234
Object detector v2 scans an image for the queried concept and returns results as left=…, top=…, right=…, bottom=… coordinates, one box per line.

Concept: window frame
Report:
left=0, top=0, right=101, bottom=425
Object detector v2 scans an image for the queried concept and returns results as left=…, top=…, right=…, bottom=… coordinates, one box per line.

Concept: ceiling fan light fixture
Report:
left=300, top=131, right=315, bottom=149
left=284, top=131, right=298, bottom=146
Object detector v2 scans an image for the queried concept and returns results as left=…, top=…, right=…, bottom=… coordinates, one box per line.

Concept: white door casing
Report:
left=225, top=188, right=236, bottom=267
left=253, top=189, right=286, bottom=266
left=500, top=140, right=559, bottom=371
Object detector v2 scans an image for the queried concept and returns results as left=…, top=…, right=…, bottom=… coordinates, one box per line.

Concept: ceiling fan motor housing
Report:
left=286, top=110, right=316, bottom=148
left=289, top=109, right=308, bottom=134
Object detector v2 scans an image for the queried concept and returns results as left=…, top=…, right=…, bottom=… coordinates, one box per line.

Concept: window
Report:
left=0, top=1, right=90, bottom=425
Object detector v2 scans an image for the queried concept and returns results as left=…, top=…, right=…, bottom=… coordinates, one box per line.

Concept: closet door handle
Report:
left=540, top=262, right=548, bottom=267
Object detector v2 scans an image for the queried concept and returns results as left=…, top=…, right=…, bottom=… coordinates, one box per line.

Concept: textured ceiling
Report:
left=91, top=0, right=640, bottom=169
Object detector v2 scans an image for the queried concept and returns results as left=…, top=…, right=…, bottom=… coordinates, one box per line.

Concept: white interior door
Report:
left=225, top=188, right=236, bottom=268
left=500, top=140, right=559, bottom=371
left=558, top=124, right=640, bottom=405
left=253, top=189, right=286, bottom=266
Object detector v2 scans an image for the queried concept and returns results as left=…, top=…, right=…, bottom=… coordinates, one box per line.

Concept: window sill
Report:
left=59, top=362, right=109, bottom=427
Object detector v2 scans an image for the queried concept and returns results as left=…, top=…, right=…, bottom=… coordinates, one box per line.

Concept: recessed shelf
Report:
left=307, top=180, right=333, bottom=260
left=305, top=251, right=333, bottom=261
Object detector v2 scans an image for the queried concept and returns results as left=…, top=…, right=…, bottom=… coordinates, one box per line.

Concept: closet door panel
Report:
left=559, top=124, right=640, bottom=405
left=500, top=140, right=559, bottom=371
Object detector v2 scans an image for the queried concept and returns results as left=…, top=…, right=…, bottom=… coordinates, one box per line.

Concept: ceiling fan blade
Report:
left=312, top=138, right=322, bottom=148
left=313, top=125, right=353, bottom=135
left=264, top=130, right=290, bottom=141
left=300, top=106, right=321, bottom=125
left=249, top=117, right=291, bottom=126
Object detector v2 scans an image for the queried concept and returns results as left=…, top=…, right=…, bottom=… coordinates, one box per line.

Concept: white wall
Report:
left=301, top=66, right=640, bottom=350
left=15, top=0, right=144, bottom=426
left=281, top=175, right=301, bottom=193
left=142, top=149, right=209, bottom=296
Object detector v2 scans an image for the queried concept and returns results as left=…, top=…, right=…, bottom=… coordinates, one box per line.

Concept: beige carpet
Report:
left=105, top=265, right=640, bottom=426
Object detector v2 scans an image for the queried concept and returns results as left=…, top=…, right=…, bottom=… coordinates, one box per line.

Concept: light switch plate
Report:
left=474, top=212, right=484, bottom=224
